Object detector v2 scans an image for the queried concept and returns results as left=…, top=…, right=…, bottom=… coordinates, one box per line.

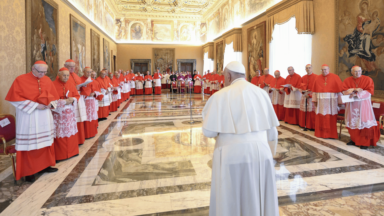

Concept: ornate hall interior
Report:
left=1, top=0, right=384, bottom=215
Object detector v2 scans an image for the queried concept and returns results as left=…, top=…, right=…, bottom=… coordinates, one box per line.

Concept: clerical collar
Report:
left=57, top=79, right=67, bottom=85
left=322, top=73, right=330, bottom=77
left=231, top=78, right=245, bottom=85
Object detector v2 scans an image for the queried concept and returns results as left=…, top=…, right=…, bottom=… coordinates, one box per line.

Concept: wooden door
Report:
left=134, top=63, right=148, bottom=73
left=180, top=63, right=193, bottom=72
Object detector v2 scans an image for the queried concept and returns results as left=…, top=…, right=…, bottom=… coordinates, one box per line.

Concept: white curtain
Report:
left=203, top=52, right=214, bottom=75
left=223, top=42, right=242, bottom=70
left=269, top=16, right=312, bottom=78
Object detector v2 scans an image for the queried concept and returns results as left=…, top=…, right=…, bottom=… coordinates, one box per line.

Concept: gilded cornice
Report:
left=266, top=0, right=313, bottom=17
left=202, top=42, right=214, bottom=48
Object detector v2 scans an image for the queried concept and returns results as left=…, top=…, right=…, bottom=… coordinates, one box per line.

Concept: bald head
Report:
left=83, top=67, right=92, bottom=78
left=58, top=70, right=70, bottom=83
left=100, top=70, right=107, bottom=78
left=263, top=68, right=269, bottom=76
left=287, top=66, right=294, bottom=76
left=321, top=65, right=330, bottom=76
left=305, top=64, right=313, bottom=75
left=274, top=70, right=280, bottom=78
left=351, top=66, right=362, bottom=78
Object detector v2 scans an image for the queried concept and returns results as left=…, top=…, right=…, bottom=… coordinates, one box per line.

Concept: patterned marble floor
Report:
left=1, top=90, right=384, bottom=216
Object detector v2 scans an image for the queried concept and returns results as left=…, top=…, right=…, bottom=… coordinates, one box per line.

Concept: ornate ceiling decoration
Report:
left=112, top=0, right=224, bottom=20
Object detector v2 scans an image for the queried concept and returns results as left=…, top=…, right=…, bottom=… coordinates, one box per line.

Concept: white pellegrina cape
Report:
left=202, top=78, right=280, bottom=216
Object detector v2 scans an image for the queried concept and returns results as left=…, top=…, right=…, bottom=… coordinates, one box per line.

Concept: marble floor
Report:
left=1, top=90, right=384, bottom=216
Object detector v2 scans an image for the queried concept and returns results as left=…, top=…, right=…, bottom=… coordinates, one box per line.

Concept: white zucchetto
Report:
left=225, top=61, right=245, bottom=74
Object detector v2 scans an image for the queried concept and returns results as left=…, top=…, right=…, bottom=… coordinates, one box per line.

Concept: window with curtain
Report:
left=203, top=52, right=214, bottom=74
left=269, top=16, right=312, bottom=78
left=223, top=42, right=242, bottom=70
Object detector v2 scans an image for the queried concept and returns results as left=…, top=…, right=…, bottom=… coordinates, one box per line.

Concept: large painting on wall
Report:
left=103, top=38, right=110, bottom=71
left=153, top=48, right=175, bottom=73
left=247, top=21, right=266, bottom=81
left=26, top=0, right=59, bottom=81
left=91, top=29, right=100, bottom=74
left=336, top=0, right=384, bottom=97
left=70, top=14, right=86, bottom=76
left=216, top=41, right=224, bottom=72
left=152, top=21, right=174, bottom=42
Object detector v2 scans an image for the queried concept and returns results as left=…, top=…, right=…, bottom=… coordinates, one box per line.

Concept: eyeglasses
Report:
left=35, top=69, right=47, bottom=74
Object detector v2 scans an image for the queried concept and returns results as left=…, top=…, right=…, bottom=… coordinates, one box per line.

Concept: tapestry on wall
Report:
left=91, top=29, right=100, bottom=74
left=216, top=41, right=224, bottom=72
left=103, top=38, right=110, bottom=71
left=70, top=14, right=86, bottom=76
left=247, top=21, right=266, bottom=81
left=337, top=0, right=384, bottom=98
left=26, top=0, right=59, bottom=81
left=153, top=48, right=175, bottom=73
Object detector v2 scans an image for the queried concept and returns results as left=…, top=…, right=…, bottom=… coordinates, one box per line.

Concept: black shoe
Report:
left=43, top=167, right=58, bottom=173
left=360, top=146, right=368, bottom=150
left=25, top=175, right=35, bottom=182
left=347, top=140, right=355, bottom=146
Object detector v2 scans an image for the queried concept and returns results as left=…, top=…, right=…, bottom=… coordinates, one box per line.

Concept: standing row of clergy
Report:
left=250, top=64, right=380, bottom=150
left=5, top=60, right=135, bottom=182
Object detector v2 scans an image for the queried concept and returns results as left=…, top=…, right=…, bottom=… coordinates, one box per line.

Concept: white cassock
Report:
left=202, top=78, right=279, bottom=216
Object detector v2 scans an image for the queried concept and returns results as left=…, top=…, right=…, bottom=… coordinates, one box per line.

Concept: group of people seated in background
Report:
left=249, top=64, right=381, bottom=150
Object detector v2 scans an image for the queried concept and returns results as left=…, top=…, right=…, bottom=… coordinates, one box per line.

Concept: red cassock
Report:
left=124, top=75, right=131, bottom=100
left=299, top=73, right=318, bottom=130
left=312, top=73, right=343, bottom=139
left=270, top=77, right=286, bottom=120
left=251, top=76, right=261, bottom=87
left=194, top=75, right=202, bottom=93
left=130, top=74, right=136, bottom=95
left=95, top=76, right=111, bottom=118
left=144, top=75, right=153, bottom=95
left=259, top=74, right=275, bottom=89
left=5, top=72, right=60, bottom=180
left=68, top=72, right=86, bottom=145
left=136, top=76, right=144, bottom=95
left=284, top=73, right=302, bottom=125
left=203, top=74, right=210, bottom=94
left=113, top=76, right=123, bottom=105
left=52, top=78, right=80, bottom=160
left=342, top=75, right=380, bottom=147
left=211, top=74, right=221, bottom=95
left=153, top=73, right=162, bottom=95
left=109, top=77, right=120, bottom=112
left=80, top=76, right=99, bottom=139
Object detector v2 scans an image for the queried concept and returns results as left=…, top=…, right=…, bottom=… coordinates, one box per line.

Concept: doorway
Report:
left=180, top=63, right=193, bottom=72
left=134, top=63, right=148, bottom=73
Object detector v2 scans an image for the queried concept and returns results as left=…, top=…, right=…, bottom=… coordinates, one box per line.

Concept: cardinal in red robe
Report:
left=203, top=71, right=211, bottom=94
left=136, top=73, right=144, bottom=95
left=342, top=66, right=380, bottom=149
left=258, top=68, right=275, bottom=100
left=80, top=67, right=99, bottom=138
left=270, top=70, right=285, bottom=121
left=283, top=67, right=302, bottom=125
left=64, top=59, right=87, bottom=145
left=52, top=68, right=80, bottom=161
left=5, top=61, right=59, bottom=182
left=250, top=70, right=261, bottom=87
left=95, top=69, right=111, bottom=119
left=129, top=70, right=136, bottom=95
left=194, top=72, right=202, bottom=93
left=211, top=71, right=221, bottom=95
left=109, top=72, right=120, bottom=112
left=299, top=64, right=318, bottom=130
left=144, top=72, right=153, bottom=95
left=153, top=69, right=162, bottom=95
left=312, top=64, right=343, bottom=139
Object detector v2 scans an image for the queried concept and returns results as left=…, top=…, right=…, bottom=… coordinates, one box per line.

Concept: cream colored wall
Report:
left=311, top=0, right=336, bottom=75
left=0, top=0, right=117, bottom=114
left=116, top=44, right=203, bottom=73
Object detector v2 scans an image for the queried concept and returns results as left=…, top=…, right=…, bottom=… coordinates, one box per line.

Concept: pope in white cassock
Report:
left=202, top=61, right=280, bottom=216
